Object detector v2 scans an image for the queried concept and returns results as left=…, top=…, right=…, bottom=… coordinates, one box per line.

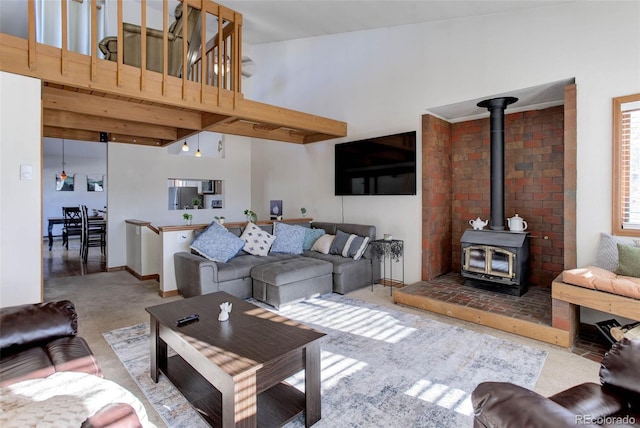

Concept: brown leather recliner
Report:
left=98, top=3, right=201, bottom=77
left=0, top=300, right=142, bottom=427
left=471, top=338, right=640, bottom=427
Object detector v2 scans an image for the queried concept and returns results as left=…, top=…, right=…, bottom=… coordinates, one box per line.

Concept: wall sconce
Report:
left=218, top=140, right=223, bottom=153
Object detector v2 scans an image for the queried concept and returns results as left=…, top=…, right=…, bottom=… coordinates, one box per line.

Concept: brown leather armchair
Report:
left=98, top=3, right=201, bottom=77
left=471, top=338, right=640, bottom=427
left=0, top=300, right=143, bottom=427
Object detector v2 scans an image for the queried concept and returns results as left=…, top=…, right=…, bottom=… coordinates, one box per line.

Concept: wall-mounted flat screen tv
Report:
left=335, top=131, right=416, bottom=196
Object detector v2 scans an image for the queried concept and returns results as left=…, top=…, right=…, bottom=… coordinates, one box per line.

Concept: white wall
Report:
left=247, top=1, right=640, bottom=284
left=42, top=138, right=107, bottom=236
left=106, top=134, right=252, bottom=269
left=0, top=72, right=42, bottom=307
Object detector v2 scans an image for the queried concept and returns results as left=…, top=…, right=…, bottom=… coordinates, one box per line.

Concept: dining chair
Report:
left=62, top=206, right=82, bottom=250
left=80, top=205, right=106, bottom=263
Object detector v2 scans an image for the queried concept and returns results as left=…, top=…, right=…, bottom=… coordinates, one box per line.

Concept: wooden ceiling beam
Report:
left=42, top=86, right=202, bottom=130
left=201, top=112, right=236, bottom=129
left=209, top=120, right=308, bottom=144
left=43, top=126, right=103, bottom=142
left=43, top=110, right=178, bottom=141
left=106, top=133, right=172, bottom=146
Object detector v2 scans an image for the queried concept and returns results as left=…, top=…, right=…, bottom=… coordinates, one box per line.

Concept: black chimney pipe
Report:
left=477, top=96, right=518, bottom=230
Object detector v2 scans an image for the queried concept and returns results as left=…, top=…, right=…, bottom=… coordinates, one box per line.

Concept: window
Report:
left=613, top=93, right=640, bottom=236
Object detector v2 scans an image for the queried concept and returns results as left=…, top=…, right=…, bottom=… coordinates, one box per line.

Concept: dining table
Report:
left=47, top=216, right=105, bottom=250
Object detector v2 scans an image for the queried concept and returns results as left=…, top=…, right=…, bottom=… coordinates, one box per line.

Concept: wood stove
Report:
left=460, top=96, right=530, bottom=296
left=461, top=230, right=530, bottom=296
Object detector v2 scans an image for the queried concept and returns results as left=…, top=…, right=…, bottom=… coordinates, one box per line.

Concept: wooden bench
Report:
left=551, top=272, right=640, bottom=348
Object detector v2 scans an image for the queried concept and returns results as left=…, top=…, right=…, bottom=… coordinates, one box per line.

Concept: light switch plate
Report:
left=20, top=164, right=33, bottom=180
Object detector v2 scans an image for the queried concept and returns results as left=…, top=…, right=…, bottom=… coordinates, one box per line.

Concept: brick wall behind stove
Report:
left=452, top=105, right=565, bottom=287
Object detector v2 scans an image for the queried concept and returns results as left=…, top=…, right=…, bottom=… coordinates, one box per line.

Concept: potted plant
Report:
left=192, top=198, right=201, bottom=209
left=243, top=209, right=257, bottom=222
left=300, top=207, right=307, bottom=217
left=182, top=212, right=193, bottom=225
left=214, top=216, right=226, bottom=225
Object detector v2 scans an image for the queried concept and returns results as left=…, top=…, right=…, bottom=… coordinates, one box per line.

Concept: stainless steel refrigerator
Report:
left=168, top=187, right=199, bottom=210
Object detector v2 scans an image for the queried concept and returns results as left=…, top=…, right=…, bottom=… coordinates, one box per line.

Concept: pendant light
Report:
left=195, top=133, right=202, bottom=157
left=60, top=139, right=67, bottom=181
left=181, top=139, right=189, bottom=152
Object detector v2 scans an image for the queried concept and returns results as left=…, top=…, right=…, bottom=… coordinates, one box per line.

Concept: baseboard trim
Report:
left=160, top=289, right=180, bottom=298
left=124, top=266, right=160, bottom=282
left=107, top=266, right=126, bottom=272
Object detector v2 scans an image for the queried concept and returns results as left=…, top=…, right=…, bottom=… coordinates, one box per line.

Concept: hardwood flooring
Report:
left=43, top=237, right=106, bottom=280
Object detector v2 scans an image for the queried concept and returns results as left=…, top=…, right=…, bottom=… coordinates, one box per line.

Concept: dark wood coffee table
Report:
left=145, top=292, right=325, bottom=427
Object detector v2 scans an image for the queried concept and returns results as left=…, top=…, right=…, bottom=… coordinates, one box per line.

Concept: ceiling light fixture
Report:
left=60, top=139, right=67, bottom=181
left=182, top=140, right=189, bottom=152
left=195, top=133, right=202, bottom=157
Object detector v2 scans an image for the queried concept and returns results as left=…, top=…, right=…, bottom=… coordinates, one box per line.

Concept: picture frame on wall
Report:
left=55, top=174, right=74, bottom=191
left=270, top=200, right=283, bottom=220
left=87, top=175, right=104, bottom=192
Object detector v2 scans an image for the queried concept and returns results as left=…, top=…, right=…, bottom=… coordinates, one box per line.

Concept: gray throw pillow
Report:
left=190, top=222, right=245, bottom=263
left=593, top=233, right=638, bottom=272
left=329, top=229, right=370, bottom=261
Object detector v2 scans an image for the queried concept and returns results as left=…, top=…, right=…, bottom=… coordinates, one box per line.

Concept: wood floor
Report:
left=43, top=236, right=106, bottom=280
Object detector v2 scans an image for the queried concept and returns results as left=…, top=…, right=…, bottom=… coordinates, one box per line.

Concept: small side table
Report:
left=370, top=239, right=404, bottom=296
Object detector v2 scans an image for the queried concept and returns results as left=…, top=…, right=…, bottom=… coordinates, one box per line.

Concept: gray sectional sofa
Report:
left=173, top=221, right=380, bottom=307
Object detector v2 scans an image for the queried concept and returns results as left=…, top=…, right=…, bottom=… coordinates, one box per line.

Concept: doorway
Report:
left=43, top=137, right=108, bottom=279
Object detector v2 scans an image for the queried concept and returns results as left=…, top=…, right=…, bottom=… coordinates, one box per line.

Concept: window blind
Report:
left=621, top=105, right=640, bottom=230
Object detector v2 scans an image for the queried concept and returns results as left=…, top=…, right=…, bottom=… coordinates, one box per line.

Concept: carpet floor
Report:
left=104, top=293, right=548, bottom=427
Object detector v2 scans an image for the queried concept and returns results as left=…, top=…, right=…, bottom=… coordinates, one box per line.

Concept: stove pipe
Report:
left=477, top=96, right=518, bottom=230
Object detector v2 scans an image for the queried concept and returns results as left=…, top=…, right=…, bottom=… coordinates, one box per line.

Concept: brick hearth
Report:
left=394, top=273, right=610, bottom=361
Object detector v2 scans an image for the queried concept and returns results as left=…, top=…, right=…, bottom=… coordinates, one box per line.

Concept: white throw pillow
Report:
left=240, top=222, right=275, bottom=256
left=311, top=234, right=335, bottom=254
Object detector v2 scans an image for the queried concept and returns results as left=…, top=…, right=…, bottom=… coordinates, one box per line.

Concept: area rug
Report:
left=103, top=294, right=548, bottom=427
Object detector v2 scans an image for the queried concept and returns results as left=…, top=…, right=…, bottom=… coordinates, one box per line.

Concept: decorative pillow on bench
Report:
left=190, top=222, right=245, bottom=263
left=615, top=244, right=640, bottom=277
left=594, top=233, right=639, bottom=272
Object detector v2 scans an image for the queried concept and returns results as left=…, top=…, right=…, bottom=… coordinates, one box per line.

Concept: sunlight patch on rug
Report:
left=405, top=379, right=474, bottom=417
left=104, top=293, right=548, bottom=428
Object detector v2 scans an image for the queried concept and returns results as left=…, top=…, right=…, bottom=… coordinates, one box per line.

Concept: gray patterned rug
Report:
left=103, top=294, right=548, bottom=427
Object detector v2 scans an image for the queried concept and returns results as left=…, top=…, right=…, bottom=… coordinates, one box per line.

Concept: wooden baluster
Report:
left=140, top=0, right=147, bottom=91
left=117, top=0, right=123, bottom=86
left=61, top=0, right=68, bottom=75
left=90, top=0, right=97, bottom=81
left=181, top=0, right=189, bottom=100
left=200, top=0, right=206, bottom=101
left=162, top=0, right=168, bottom=95
left=27, top=0, right=36, bottom=70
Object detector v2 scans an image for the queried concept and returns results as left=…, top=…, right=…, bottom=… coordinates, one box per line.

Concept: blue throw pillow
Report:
left=271, top=222, right=305, bottom=254
left=190, top=222, right=245, bottom=262
left=302, top=228, right=325, bottom=251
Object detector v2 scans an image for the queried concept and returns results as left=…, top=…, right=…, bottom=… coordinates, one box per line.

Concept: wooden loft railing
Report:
left=0, top=0, right=347, bottom=145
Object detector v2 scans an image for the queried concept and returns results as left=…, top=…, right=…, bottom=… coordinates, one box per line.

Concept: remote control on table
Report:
left=176, top=314, right=199, bottom=326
